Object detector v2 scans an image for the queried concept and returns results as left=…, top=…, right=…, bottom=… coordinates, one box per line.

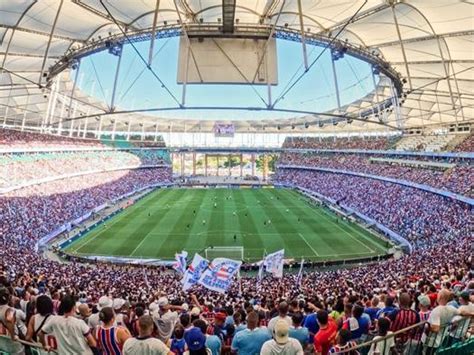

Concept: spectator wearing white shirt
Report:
left=40, top=295, right=96, bottom=354
left=123, top=315, right=173, bottom=355
left=261, top=319, right=304, bottom=355
left=267, top=302, right=292, bottom=335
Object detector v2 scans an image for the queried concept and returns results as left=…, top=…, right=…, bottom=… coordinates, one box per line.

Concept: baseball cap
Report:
left=184, top=327, right=206, bottom=351
left=97, top=296, right=113, bottom=311
left=273, top=319, right=289, bottom=344
left=417, top=295, right=431, bottom=307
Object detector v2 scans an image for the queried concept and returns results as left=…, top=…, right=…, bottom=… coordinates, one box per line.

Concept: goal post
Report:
left=205, top=246, right=244, bottom=261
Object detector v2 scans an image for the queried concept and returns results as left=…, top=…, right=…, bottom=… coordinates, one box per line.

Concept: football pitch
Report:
left=65, top=188, right=390, bottom=262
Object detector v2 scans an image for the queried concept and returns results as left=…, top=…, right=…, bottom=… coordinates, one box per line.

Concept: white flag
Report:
left=263, top=249, right=285, bottom=278
left=198, top=258, right=242, bottom=294
left=296, top=259, right=304, bottom=287
left=182, top=254, right=209, bottom=291
left=173, top=250, right=188, bottom=274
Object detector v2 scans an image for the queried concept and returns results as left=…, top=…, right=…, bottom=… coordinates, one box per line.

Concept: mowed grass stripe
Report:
left=233, top=189, right=265, bottom=260
left=77, top=189, right=181, bottom=257
left=285, top=189, right=381, bottom=255
left=276, top=189, right=345, bottom=257
left=265, top=189, right=330, bottom=257
left=181, top=189, right=211, bottom=253
left=73, top=189, right=174, bottom=254
left=125, top=189, right=188, bottom=257
left=131, top=189, right=193, bottom=257
left=118, top=189, right=185, bottom=256
left=158, top=189, right=208, bottom=256
left=266, top=189, right=334, bottom=258
left=253, top=189, right=309, bottom=258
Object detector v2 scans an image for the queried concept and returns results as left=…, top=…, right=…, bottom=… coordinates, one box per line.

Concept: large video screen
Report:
left=214, top=123, right=235, bottom=137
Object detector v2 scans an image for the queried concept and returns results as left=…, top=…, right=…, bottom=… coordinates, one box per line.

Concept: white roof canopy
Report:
left=0, top=0, right=472, bottom=133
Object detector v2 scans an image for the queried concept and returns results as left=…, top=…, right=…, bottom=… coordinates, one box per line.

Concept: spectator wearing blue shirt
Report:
left=342, top=305, right=370, bottom=342
left=376, top=296, right=397, bottom=319
left=233, top=312, right=247, bottom=333
left=303, top=302, right=321, bottom=343
left=231, top=311, right=271, bottom=355
left=364, top=296, right=381, bottom=322
left=194, top=319, right=221, bottom=355
left=288, top=312, right=309, bottom=349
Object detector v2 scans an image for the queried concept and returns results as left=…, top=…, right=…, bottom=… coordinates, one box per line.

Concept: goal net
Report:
left=205, top=246, right=244, bottom=261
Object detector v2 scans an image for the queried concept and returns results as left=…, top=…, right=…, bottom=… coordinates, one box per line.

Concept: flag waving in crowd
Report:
left=199, top=257, right=242, bottom=293
left=263, top=249, right=285, bottom=278
left=296, top=259, right=304, bottom=287
left=182, top=253, right=209, bottom=291
left=173, top=250, right=188, bottom=274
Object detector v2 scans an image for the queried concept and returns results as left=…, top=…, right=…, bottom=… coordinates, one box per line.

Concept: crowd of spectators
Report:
left=274, top=169, right=471, bottom=248
left=0, top=129, right=105, bottom=150
left=454, top=134, right=474, bottom=152
left=0, top=149, right=170, bottom=189
left=282, top=136, right=397, bottom=150
left=278, top=152, right=473, bottom=197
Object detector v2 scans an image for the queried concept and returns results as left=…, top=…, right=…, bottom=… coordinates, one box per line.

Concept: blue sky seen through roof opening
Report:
left=76, top=37, right=376, bottom=121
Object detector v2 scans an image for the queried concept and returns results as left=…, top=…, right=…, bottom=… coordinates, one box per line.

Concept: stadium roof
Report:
left=0, top=0, right=472, bottom=134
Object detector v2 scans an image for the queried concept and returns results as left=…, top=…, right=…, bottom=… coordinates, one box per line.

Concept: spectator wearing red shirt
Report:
left=314, top=310, right=337, bottom=355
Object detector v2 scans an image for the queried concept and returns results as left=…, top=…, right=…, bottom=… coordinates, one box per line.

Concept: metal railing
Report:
left=0, top=335, right=57, bottom=354
left=337, top=315, right=473, bottom=354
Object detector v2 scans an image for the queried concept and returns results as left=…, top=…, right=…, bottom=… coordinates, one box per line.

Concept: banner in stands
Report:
left=198, top=257, right=242, bottom=293
left=173, top=250, right=188, bottom=274
left=182, top=254, right=209, bottom=291
left=263, top=249, right=285, bottom=278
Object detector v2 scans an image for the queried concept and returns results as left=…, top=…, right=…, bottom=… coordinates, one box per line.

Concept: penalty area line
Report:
left=297, top=233, right=320, bottom=257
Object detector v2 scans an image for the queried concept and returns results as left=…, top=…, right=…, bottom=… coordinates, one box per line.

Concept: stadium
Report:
left=0, top=1, right=472, bottom=354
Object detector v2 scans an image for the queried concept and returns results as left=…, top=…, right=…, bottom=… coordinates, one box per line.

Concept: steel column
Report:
left=127, top=121, right=132, bottom=140
left=68, top=61, right=81, bottom=118
left=148, top=0, right=161, bottom=66
left=110, top=46, right=124, bottom=112
left=296, top=0, right=309, bottom=70
left=39, top=0, right=64, bottom=85
left=21, top=94, right=30, bottom=131
left=331, top=53, right=342, bottom=112
left=392, top=6, right=412, bottom=90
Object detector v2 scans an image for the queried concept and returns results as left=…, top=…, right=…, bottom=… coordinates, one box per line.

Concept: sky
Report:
left=76, top=36, right=376, bottom=121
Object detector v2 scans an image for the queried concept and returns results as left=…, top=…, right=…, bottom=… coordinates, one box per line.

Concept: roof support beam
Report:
left=328, top=3, right=390, bottom=33
left=222, top=0, right=236, bottom=33
left=38, top=0, right=64, bottom=86
left=0, top=24, right=81, bottom=43
left=372, top=30, right=474, bottom=48
left=296, top=0, right=308, bottom=70
left=391, top=5, right=412, bottom=90
left=72, top=0, right=138, bottom=32
left=148, top=0, right=160, bottom=66
left=390, top=59, right=474, bottom=65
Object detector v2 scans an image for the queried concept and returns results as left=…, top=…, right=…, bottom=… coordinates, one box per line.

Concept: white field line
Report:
left=297, top=233, right=320, bottom=256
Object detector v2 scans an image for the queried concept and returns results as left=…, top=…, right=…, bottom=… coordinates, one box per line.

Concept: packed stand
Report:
left=278, top=152, right=474, bottom=197
left=454, top=133, right=474, bottom=152
left=0, top=129, right=105, bottom=150
left=0, top=149, right=170, bottom=190
left=282, top=136, right=397, bottom=150
left=275, top=168, right=471, bottom=248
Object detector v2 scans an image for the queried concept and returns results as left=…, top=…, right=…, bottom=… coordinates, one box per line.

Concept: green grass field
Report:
left=65, top=188, right=389, bottom=262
